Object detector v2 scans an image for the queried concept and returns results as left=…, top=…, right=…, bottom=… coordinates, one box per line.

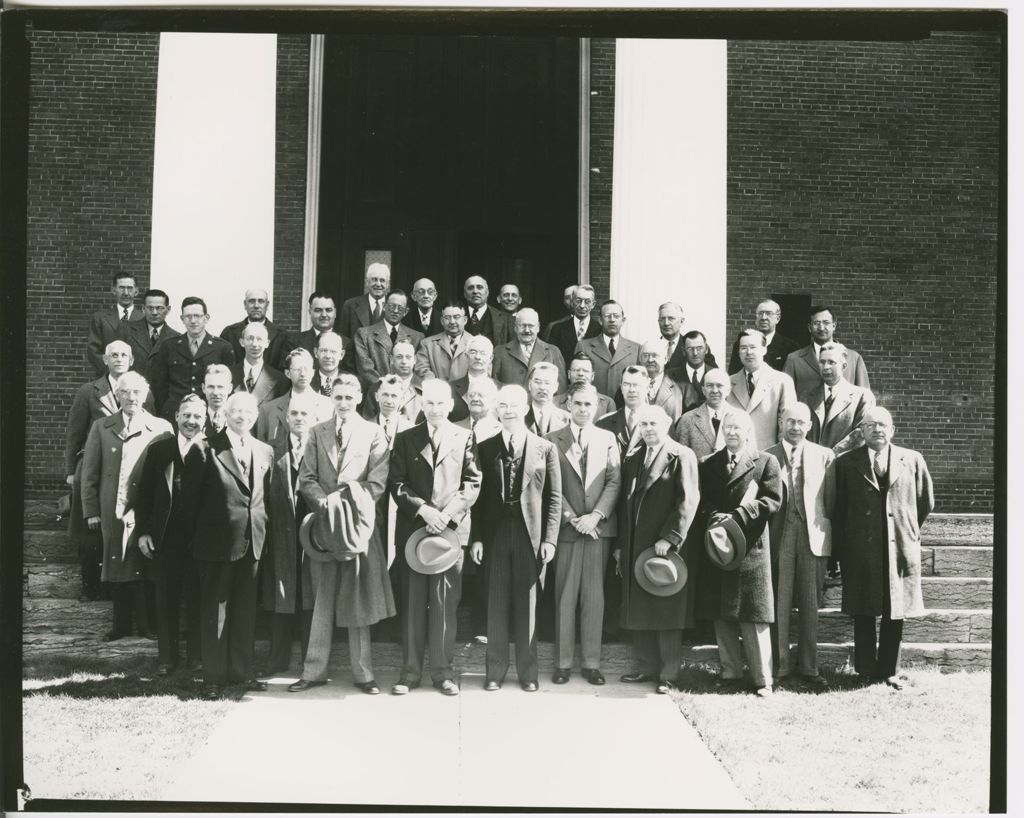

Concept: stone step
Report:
left=681, top=642, right=991, bottom=672
left=25, top=563, right=82, bottom=599
left=793, top=608, right=990, bottom=644
left=922, top=546, right=993, bottom=577
left=921, top=514, right=993, bottom=547
left=23, top=529, right=75, bottom=564
left=823, top=577, right=992, bottom=609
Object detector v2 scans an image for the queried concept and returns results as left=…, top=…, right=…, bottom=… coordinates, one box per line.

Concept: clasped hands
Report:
left=418, top=505, right=452, bottom=535
left=569, top=511, right=602, bottom=539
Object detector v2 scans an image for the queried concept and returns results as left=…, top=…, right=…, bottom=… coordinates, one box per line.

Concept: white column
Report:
left=150, top=33, right=277, bottom=334
left=609, top=39, right=728, bottom=361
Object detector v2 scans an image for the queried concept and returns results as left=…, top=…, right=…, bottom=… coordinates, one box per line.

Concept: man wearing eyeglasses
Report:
left=783, top=306, right=871, bottom=396
left=727, top=299, right=800, bottom=374
left=404, top=278, right=443, bottom=337
left=658, top=303, right=718, bottom=381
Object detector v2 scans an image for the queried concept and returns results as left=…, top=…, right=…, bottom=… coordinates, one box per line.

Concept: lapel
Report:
left=216, top=441, right=249, bottom=491
left=521, top=433, right=543, bottom=486
left=509, top=342, right=531, bottom=368
left=416, top=423, right=436, bottom=467
left=799, top=345, right=818, bottom=375
left=655, top=377, right=676, bottom=406
left=554, top=426, right=583, bottom=482
left=373, top=323, right=394, bottom=354
left=824, top=381, right=854, bottom=425
left=192, top=336, right=218, bottom=361
left=640, top=442, right=672, bottom=494
left=727, top=449, right=756, bottom=487
left=887, top=446, right=907, bottom=490
left=746, top=370, right=768, bottom=413
left=357, top=297, right=372, bottom=328
left=807, top=384, right=826, bottom=427
left=276, top=449, right=296, bottom=510
left=338, top=415, right=367, bottom=474
left=95, top=378, right=119, bottom=416
left=852, top=446, right=880, bottom=491
left=588, top=338, right=612, bottom=364
left=698, top=405, right=717, bottom=449
left=608, top=337, right=629, bottom=365
left=320, top=421, right=340, bottom=475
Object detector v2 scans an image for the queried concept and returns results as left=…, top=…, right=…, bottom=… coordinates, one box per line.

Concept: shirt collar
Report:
left=783, top=440, right=801, bottom=462
left=764, top=329, right=776, bottom=345
left=225, top=428, right=247, bottom=449
left=178, top=432, right=198, bottom=452
left=872, top=446, right=890, bottom=467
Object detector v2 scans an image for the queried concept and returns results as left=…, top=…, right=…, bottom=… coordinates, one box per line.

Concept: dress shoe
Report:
left=391, top=679, right=420, bottom=695
left=243, top=678, right=268, bottom=692
left=484, top=680, right=501, bottom=692
left=155, top=663, right=173, bottom=677
left=102, top=630, right=128, bottom=643
left=288, top=678, right=326, bottom=693
left=520, top=681, right=539, bottom=692
left=355, top=680, right=381, bottom=695
left=552, top=668, right=571, bottom=684
left=620, top=672, right=654, bottom=684
left=882, top=675, right=905, bottom=691
left=581, top=669, right=605, bottom=686
left=802, top=674, right=828, bottom=690
left=655, top=680, right=677, bottom=695
left=755, top=685, right=774, bottom=698
left=202, top=685, right=222, bottom=701
left=435, top=679, right=459, bottom=696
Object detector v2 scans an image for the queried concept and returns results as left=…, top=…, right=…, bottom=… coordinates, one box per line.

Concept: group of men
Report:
left=66, top=267, right=933, bottom=700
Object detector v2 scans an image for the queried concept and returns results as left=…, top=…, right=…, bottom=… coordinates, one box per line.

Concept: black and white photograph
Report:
left=0, top=2, right=1008, bottom=814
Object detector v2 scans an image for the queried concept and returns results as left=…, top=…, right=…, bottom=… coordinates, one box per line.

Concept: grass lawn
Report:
left=673, top=663, right=992, bottom=813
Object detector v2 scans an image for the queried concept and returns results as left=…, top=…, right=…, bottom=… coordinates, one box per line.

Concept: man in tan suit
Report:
left=802, top=342, right=876, bottom=455
left=545, top=383, right=621, bottom=685
left=726, top=329, right=797, bottom=449
left=491, top=308, right=567, bottom=392
left=573, top=300, right=642, bottom=397
left=783, top=306, right=870, bottom=395
left=415, top=303, right=472, bottom=381
left=765, top=404, right=835, bottom=686
left=670, top=368, right=736, bottom=461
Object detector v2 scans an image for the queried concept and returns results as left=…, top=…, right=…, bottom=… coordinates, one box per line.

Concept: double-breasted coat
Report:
left=829, top=445, right=934, bottom=619
left=617, top=439, right=700, bottom=630
left=261, top=437, right=314, bottom=614
left=694, top=448, right=783, bottom=623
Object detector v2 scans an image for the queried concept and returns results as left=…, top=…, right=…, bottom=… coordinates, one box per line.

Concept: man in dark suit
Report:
left=830, top=406, right=934, bottom=690
left=150, top=296, right=235, bottom=421
left=728, top=299, right=801, bottom=374
left=125, top=289, right=180, bottom=380
left=554, top=352, right=615, bottom=417
left=353, top=289, right=424, bottom=390
left=191, top=391, right=275, bottom=700
left=784, top=306, right=870, bottom=396
left=469, top=384, right=561, bottom=691
left=463, top=275, right=513, bottom=347
left=545, top=285, right=599, bottom=363
left=228, top=322, right=289, bottom=408
left=310, top=332, right=348, bottom=398
left=86, top=272, right=144, bottom=375
left=339, top=262, right=391, bottom=339
left=133, top=394, right=209, bottom=675
left=596, top=364, right=649, bottom=460
left=201, top=365, right=233, bottom=436
left=574, top=300, right=643, bottom=398
left=389, top=379, right=481, bottom=696
left=667, top=330, right=718, bottom=399
left=288, top=292, right=355, bottom=375
left=219, top=287, right=289, bottom=371
left=404, top=278, right=443, bottom=338
left=491, top=308, right=568, bottom=393
left=659, top=303, right=718, bottom=381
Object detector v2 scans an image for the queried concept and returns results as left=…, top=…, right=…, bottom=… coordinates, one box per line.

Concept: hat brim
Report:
left=404, top=525, right=462, bottom=575
left=634, top=546, right=688, bottom=597
left=704, top=517, right=748, bottom=572
left=299, top=511, right=338, bottom=563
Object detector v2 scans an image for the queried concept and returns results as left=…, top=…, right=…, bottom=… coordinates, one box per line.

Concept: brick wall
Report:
left=24, top=28, right=160, bottom=502
left=726, top=32, right=1000, bottom=511
left=587, top=38, right=615, bottom=302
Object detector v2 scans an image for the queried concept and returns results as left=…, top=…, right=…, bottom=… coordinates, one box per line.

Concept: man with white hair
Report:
left=765, top=403, right=835, bottom=687
left=219, top=287, right=288, bottom=370
left=450, top=334, right=500, bottom=422
left=404, top=277, right=443, bottom=337
left=463, top=275, right=513, bottom=346
left=458, top=378, right=502, bottom=441
left=492, top=308, right=567, bottom=392
left=545, top=285, right=600, bottom=364
left=229, top=322, right=288, bottom=407
left=340, top=261, right=392, bottom=338
left=658, top=302, right=718, bottom=378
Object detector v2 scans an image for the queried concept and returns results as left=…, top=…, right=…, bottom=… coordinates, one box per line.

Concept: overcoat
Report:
left=829, top=445, right=934, bottom=619
left=261, top=440, right=314, bottom=614
left=694, top=448, right=783, bottom=623
left=616, top=439, right=700, bottom=630
left=80, top=410, right=174, bottom=582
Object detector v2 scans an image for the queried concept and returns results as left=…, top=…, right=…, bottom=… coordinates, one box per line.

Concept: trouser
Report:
left=303, top=559, right=375, bottom=683
left=772, top=516, right=827, bottom=678
left=398, top=552, right=463, bottom=684
left=109, top=580, right=150, bottom=636
left=152, top=543, right=201, bottom=667
left=269, top=610, right=313, bottom=672
left=631, top=629, right=683, bottom=682
left=198, top=550, right=259, bottom=686
left=485, top=515, right=539, bottom=684
left=554, top=537, right=610, bottom=670
left=715, top=619, right=773, bottom=688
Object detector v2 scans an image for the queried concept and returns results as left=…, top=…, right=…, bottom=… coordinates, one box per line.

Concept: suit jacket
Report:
left=802, top=378, right=876, bottom=455
left=360, top=375, right=425, bottom=423
left=338, top=294, right=381, bottom=339
left=125, top=321, right=181, bottom=380
left=784, top=343, right=870, bottom=396
left=728, top=331, right=801, bottom=374
left=65, top=375, right=156, bottom=475
left=574, top=335, right=642, bottom=398
left=596, top=408, right=644, bottom=460
left=829, top=445, right=934, bottom=619
left=254, top=390, right=334, bottom=448
left=470, top=430, right=562, bottom=554
left=465, top=304, right=513, bottom=347
left=389, top=421, right=482, bottom=556
left=449, top=374, right=500, bottom=423
left=261, top=438, right=314, bottom=614
left=553, top=390, right=615, bottom=418
left=353, top=320, right=424, bottom=389
left=150, top=333, right=236, bottom=419
left=670, top=403, right=736, bottom=462
left=725, top=366, right=797, bottom=449
left=414, top=332, right=473, bottom=382
left=455, top=414, right=503, bottom=442
left=298, top=413, right=390, bottom=508
left=545, top=314, right=601, bottom=368
left=545, top=424, right=620, bottom=541
left=525, top=404, right=571, bottom=437
left=403, top=307, right=443, bottom=339
left=132, top=433, right=210, bottom=555
left=765, top=441, right=835, bottom=558
left=287, top=328, right=357, bottom=375
left=648, top=374, right=699, bottom=424
left=219, top=318, right=290, bottom=371
left=229, top=361, right=289, bottom=407
left=665, top=339, right=718, bottom=377
left=491, top=339, right=567, bottom=392
left=86, top=305, right=144, bottom=375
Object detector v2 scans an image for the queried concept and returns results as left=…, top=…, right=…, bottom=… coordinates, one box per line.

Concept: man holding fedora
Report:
left=695, top=411, right=783, bottom=698
left=469, top=384, right=561, bottom=692
left=615, top=404, right=700, bottom=694
left=290, top=373, right=395, bottom=695
left=389, top=378, right=482, bottom=695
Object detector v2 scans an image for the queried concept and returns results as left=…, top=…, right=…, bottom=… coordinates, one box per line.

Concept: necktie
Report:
left=213, top=409, right=225, bottom=431
left=469, top=310, right=480, bottom=330
left=429, top=427, right=440, bottom=465
left=190, top=337, right=199, bottom=357
left=577, top=321, right=585, bottom=340
left=577, top=427, right=588, bottom=474
left=711, top=412, right=721, bottom=436
left=236, top=437, right=248, bottom=475
left=643, top=445, right=656, bottom=473
left=151, top=327, right=159, bottom=344
left=873, top=452, right=887, bottom=479
left=507, top=433, right=515, bottom=458
left=449, top=336, right=458, bottom=356
left=626, top=410, right=635, bottom=435
left=291, top=435, right=304, bottom=467
left=371, top=299, right=382, bottom=323
left=390, top=325, right=398, bottom=345
left=727, top=452, right=737, bottom=474
left=245, top=371, right=255, bottom=392
left=648, top=379, right=658, bottom=402
left=608, top=338, right=616, bottom=357
left=788, top=446, right=798, bottom=497
left=691, top=369, right=700, bottom=389
left=746, top=372, right=755, bottom=398
left=667, top=338, right=675, bottom=361
left=121, top=306, right=129, bottom=321
left=336, top=422, right=345, bottom=467
left=824, top=387, right=835, bottom=414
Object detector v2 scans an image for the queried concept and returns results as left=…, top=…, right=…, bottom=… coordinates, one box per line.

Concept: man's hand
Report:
left=86, top=516, right=101, bottom=530
left=65, top=474, right=75, bottom=487
left=469, top=541, right=483, bottom=565
left=418, top=505, right=451, bottom=535
left=138, top=534, right=156, bottom=559
left=653, top=538, right=672, bottom=557
left=612, top=548, right=622, bottom=576
left=571, top=512, right=601, bottom=538
left=539, top=542, right=556, bottom=564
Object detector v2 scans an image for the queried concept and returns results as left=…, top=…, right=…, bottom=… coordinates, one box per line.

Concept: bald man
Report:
left=463, top=275, right=513, bottom=346
left=220, top=287, right=289, bottom=370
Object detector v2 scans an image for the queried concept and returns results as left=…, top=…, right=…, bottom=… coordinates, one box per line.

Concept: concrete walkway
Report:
left=162, top=671, right=747, bottom=810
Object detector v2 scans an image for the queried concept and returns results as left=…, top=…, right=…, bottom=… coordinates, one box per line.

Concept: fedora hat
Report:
left=704, top=516, right=747, bottom=572
left=633, top=546, right=688, bottom=597
left=300, top=485, right=375, bottom=563
left=405, top=526, right=462, bottom=575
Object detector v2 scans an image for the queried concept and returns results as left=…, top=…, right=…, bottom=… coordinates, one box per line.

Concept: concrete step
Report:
left=24, top=529, right=75, bottom=564
left=922, top=545, right=992, bottom=577
left=681, top=642, right=991, bottom=672
left=25, top=563, right=82, bottom=599
left=823, top=577, right=992, bottom=609
left=921, top=514, right=993, bottom=547
left=792, top=608, right=990, bottom=644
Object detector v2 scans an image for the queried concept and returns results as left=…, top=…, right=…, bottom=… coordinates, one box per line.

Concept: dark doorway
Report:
left=771, top=293, right=812, bottom=347
left=317, top=35, right=580, bottom=328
